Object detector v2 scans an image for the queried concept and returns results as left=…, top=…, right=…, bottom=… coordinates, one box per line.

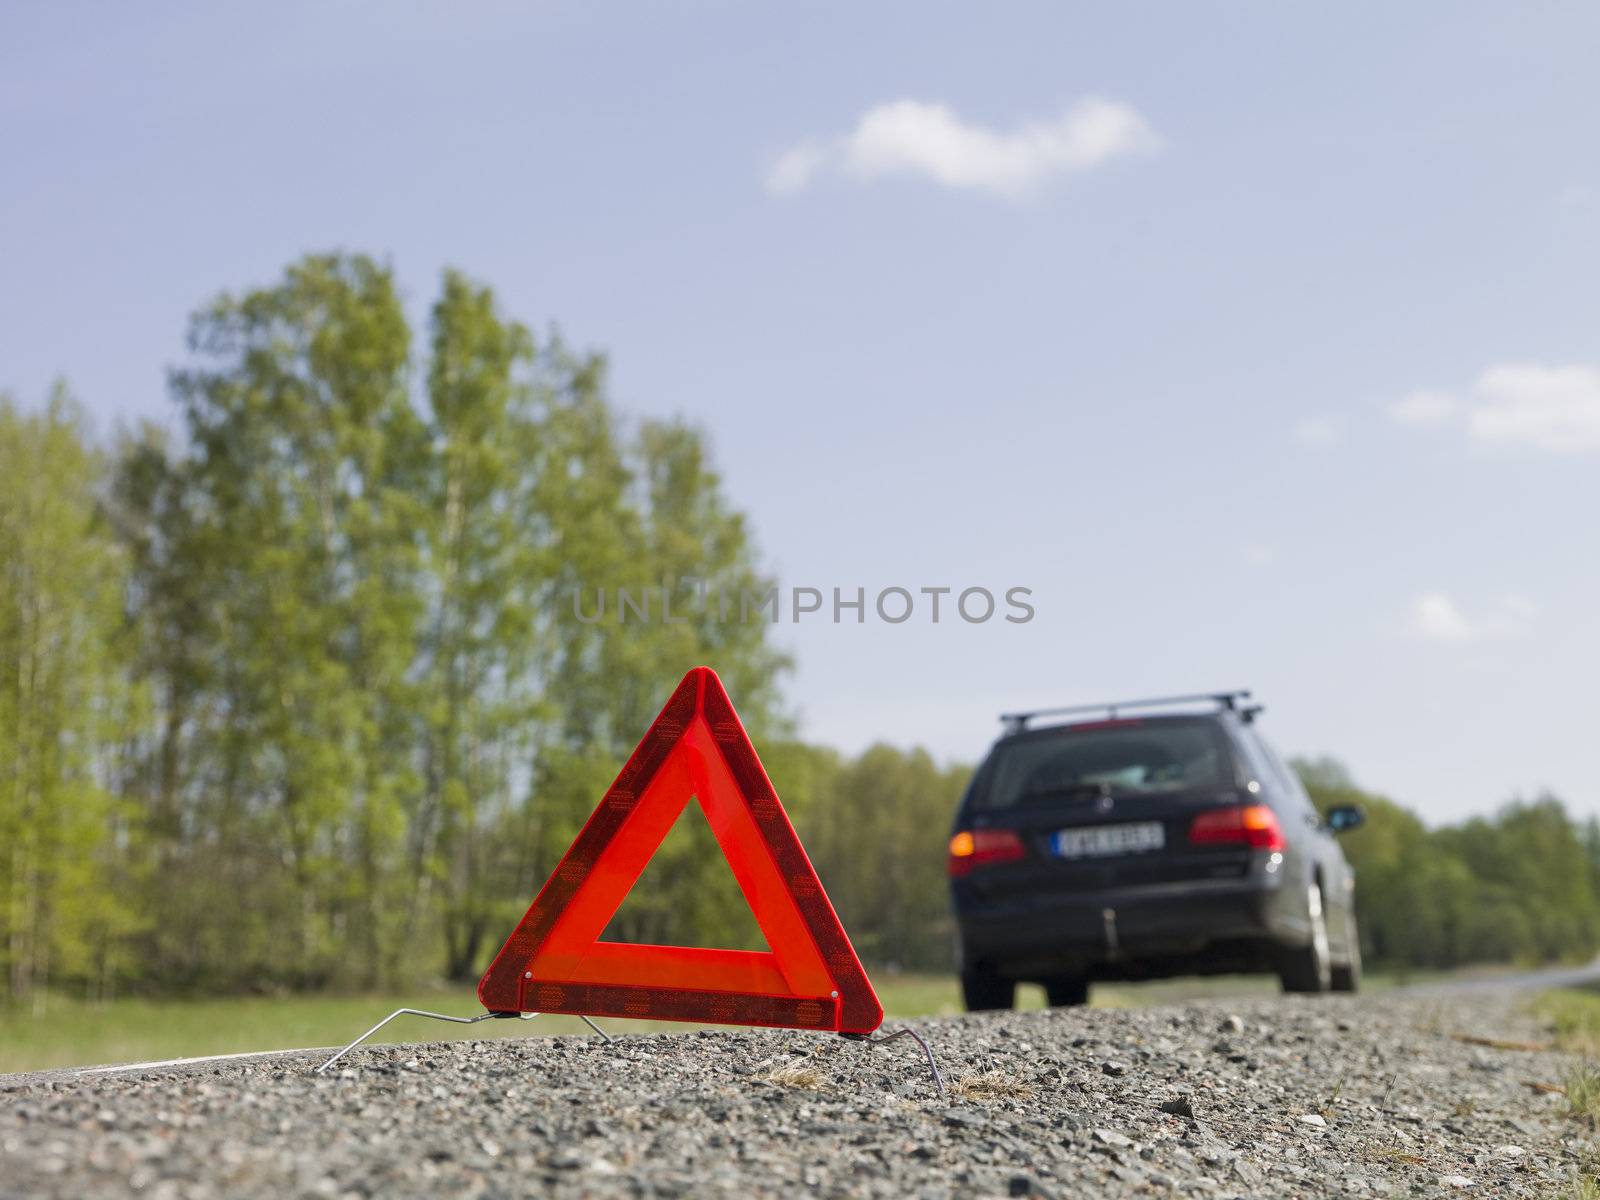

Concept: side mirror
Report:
left=1325, top=805, right=1365, bottom=834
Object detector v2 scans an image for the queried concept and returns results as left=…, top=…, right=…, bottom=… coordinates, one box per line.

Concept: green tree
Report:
left=1439, top=797, right=1600, bottom=965
left=518, top=371, right=795, bottom=952
left=159, top=254, right=428, bottom=988
left=116, top=254, right=801, bottom=988
left=0, top=388, right=134, bottom=1007
left=1297, top=758, right=1599, bottom=971
left=418, top=270, right=545, bottom=978
left=788, top=743, right=970, bottom=970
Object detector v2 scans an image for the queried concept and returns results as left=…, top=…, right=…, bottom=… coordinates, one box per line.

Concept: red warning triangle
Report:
left=478, top=666, right=883, bottom=1034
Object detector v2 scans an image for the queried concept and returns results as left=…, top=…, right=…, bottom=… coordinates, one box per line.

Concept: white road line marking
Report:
left=76, top=1048, right=320, bottom=1075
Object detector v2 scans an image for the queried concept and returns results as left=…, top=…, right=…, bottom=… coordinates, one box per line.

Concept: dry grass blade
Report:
left=1451, top=1033, right=1550, bottom=1052
left=949, top=1071, right=1036, bottom=1102
left=764, top=1060, right=826, bottom=1090
left=1369, top=1146, right=1427, bottom=1167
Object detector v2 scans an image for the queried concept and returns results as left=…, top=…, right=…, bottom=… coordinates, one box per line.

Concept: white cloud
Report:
left=1391, top=364, right=1600, bottom=453
left=1387, top=389, right=1458, bottom=427
left=1410, top=592, right=1532, bottom=643
left=1469, top=364, right=1600, bottom=453
left=765, top=97, right=1160, bottom=198
left=1242, top=543, right=1274, bottom=567
left=1293, top=416, right=1338, bottom=446
left=766, top=142, right=827, bottom=196
left=1412, top=594, right=1475, bottom=641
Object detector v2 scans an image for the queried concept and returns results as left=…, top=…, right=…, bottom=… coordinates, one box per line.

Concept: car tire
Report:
left=1330, top=912, right=1362, bottom=993
left=960, top=964, right=1015, bottom=1011
left=1043, top=975, right=1090, bottom=1007
left=1278, top=882, right=1332, bottom=994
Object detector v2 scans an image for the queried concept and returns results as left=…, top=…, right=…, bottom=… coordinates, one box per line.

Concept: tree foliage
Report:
left=1, top=254, right=1594, bottom=1002
left=1296, top=759, right=1600, bottom=971
left=0, top=389, right=138, bottom=1008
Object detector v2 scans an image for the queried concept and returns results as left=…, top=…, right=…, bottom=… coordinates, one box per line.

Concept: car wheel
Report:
left=1278, top=882, right=1332, bottom=994
left=1330, top=911, right=1362, bottom=993
left=1043, top=975, right=1090, bottom=1007
left=961, top=964, right=1015, bottom=1011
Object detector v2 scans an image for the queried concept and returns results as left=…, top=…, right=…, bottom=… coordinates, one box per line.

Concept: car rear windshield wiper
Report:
left=1016, top=782, right=1120, bottom=804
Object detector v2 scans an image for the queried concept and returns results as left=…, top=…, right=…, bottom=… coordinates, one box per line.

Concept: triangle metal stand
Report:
left=841, top=1025, right=946, bottom=1097
left=315, top=1008, right=610, bottom=1075
left=315, top=1008, right=943, bottom=1099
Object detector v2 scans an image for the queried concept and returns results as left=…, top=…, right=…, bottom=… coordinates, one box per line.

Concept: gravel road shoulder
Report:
left=0, top=991, right=1590, bottom=1198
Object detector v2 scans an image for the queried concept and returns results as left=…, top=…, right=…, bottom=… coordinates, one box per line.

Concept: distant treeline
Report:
left=1, top=253, right=1593, bottom=1005
left=1295, top=758, right=1600, bottom=971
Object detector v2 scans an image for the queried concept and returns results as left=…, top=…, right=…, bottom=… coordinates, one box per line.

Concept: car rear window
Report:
left=975, top=718, right=1233, bottom=809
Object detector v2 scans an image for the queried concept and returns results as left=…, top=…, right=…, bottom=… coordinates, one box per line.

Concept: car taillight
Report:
left=1188, top=804, right=1285, bottom=851
left=947, top=829, right=1027, bottom=877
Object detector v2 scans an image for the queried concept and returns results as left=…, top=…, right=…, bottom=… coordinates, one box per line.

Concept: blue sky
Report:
left=4, top=3, right=1598, bottom=823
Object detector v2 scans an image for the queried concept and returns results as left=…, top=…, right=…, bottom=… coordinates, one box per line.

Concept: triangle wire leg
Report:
left=316, top=1008, right=614, bottom=1074
left=315, top=1008, right=502, bottom=1075
left=842, top=1025, right=946, bottom=1098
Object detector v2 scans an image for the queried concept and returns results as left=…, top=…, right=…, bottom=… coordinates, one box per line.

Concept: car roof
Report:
left=991, top=710, right=1237, bottom=751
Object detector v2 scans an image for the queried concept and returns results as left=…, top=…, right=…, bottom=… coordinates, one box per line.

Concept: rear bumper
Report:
left=954, top=867, right=1296, bottom=979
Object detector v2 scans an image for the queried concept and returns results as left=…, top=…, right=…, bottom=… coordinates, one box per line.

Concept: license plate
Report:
left=1052, top=821, right=1165, bottom=859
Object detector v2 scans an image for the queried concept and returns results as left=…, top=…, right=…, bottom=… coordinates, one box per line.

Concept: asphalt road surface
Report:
left=1402, top=957, right=1600, bottom=996
left=0, top=988, right=1590, bottom=1198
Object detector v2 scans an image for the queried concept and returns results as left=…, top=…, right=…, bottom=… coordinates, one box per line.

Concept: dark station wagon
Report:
left=948, top=692, right=1364, bottom=1009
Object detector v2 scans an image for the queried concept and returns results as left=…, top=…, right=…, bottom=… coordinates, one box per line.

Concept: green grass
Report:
left=0, top=966, right=1469, bottom=1074
left=1, top=975, right=985, bottom=1074
left=1535, top=987, right=1600, bottom=1056
left=0, top=973, right=1101, bottom=1073
left=0, top=987, right=513, bottom=1074
left=1530, top=987, right=1600, bottom=1133
left=1529, top=990, right=1600, bottom=1194
left=1565, top=1064, right=1600, bottom=1122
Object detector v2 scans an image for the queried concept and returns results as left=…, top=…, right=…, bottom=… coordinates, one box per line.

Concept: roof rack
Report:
left=999, top=691, right=1253, bottom=735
